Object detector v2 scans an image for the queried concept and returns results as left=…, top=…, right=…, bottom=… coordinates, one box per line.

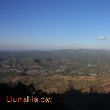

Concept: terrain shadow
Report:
left=0, top=82, right=110, bottom=110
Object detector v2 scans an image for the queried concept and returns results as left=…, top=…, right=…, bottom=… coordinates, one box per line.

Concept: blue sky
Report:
left=0, top=0, right=110, bottom=50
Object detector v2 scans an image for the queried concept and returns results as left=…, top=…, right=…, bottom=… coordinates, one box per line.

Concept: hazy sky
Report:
left=0, top=0, right=110, bottom=50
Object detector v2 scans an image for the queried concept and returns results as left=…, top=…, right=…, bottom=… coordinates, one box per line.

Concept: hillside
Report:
left=1, top=74, right=110, bottom=94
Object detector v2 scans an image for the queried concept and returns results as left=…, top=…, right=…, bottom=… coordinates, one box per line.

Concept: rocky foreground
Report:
left=1, top=75, right=110, bottom=110
left=1, top=75, right=110, bottom=94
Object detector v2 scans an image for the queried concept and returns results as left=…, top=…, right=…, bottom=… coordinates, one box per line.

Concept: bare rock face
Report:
left=1, top=75, right=110, bottom=94
left=90, top=84, right=110, bottom=94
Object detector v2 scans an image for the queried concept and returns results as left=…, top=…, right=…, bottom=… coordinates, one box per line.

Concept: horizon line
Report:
left=0, top=48, right=110, bottom=52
